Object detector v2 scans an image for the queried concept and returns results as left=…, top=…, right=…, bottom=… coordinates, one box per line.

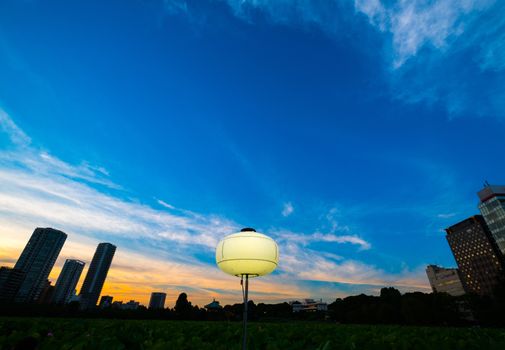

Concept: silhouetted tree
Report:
left=380, top=287, right=401, bottom=300
left=175, top=292, right=193, bottom=319
left=378, top=287, right=402, bottom=324
left=256, top=302, right=292, bottom=320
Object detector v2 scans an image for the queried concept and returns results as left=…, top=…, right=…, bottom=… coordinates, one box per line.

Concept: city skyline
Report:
left=2, top=179, right=505, bottom=307
left=1, top=0, right=505, bottom=306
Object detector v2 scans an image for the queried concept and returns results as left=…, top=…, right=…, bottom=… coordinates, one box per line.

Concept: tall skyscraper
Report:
left=79, top=243, right=116, bottom=309
left=446, top=215, right=505, bottom=296
left=149, top=292, right=167, bottom=309
left=0, top=267, right=25, bottom=302
left=478, top=185, right=505, bottom=255
left=14, top=228, right=67, bottom=303
left=425, top=265, right=466, bottom=296
left=52, top=259, right=85, bottom=304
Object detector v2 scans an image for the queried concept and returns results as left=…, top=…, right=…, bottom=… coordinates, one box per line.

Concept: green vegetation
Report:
left=1, top=318, right=505, bottom=350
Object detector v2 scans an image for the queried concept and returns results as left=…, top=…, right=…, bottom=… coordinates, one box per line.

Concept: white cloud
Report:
left=281, top=201, right=294, bottom=217
left=0, top=108, right=31, bottom=147
left=212, top=0, right=495, bottom=69
left=0, top=109, right=239, bottom=255
left=276, top=230, right=371, bottom=251
left=354, top=0, right=495, bottom=67
left=279, top=242, right=429, bottom=290
left=314, top=232, right=371, bottom=250
left=193, top=0, right=503, bottom=117
left=437, top=212, right=456, bottom=219
left=224, top=0, right=345, bottom=32
left=163, top=0, right=189, bottom=16
left=157, top=199, right=176, bottom=210
left=0, top=107, right=428, bottom=301
left=325, top=207, right=351, bottom=233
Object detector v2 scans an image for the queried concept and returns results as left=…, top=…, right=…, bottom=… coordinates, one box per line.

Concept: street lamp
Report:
left=216, top=228, right=279, bottom=350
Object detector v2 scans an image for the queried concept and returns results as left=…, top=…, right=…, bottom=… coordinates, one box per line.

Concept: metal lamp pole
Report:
left=216, top=229, right=277, bottom=350
left=241, top=274, right=249, bottom=350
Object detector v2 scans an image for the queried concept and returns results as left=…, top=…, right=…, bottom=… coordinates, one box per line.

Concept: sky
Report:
left=0, top=0, right=504, bottom=307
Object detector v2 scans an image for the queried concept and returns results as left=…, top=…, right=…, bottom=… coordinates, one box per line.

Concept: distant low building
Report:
left=290, top=299, right=328, bottom=312
left=99, top=295, right=113, bottom=308
left=110, top=300, right=140, bottom=310
left=111, top=301, right=123, bottom=308
left=148, top=292, right=166, bottom=309
left=204, top=299, right=222, bottom=311
left=426, top=265, right=466, bottom=296
left=122, top=300, right=140, bottom=310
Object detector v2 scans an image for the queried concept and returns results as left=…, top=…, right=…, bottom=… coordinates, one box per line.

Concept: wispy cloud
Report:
left=355, top=0, right=505, bottom=118
left=0, top=108, right=240, bottom=263
left=163, top=0, right=189, bottom=16
left=354, top=0, right=494, bottom=68
left=157, top=198, right=176, bottom=210
left=437, top=212, right=457, bottom=219
left=214, top=0, right=500, bottom=70
left=224, top=0, right=347, bottom=32
left=324, top=207, right=351, bottom=234
left=161, top=0, right=504, bottom=118
left=276, top=230, right=372, bottom=251
left=281, top=201, right=294, bottom=217
left=279, top=242, right=428, bottom=290
left=0, top=107, right=429, bottom=303
left=0, top=109, right=31, bottom=147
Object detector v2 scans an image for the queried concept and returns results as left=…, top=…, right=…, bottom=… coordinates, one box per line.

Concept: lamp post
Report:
left=216, top=228, right=279, bottom=350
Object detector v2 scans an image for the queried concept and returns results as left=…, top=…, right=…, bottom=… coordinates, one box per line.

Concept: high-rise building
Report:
left=0, top=267, right=25, bottom=302
left=14, top=228, right=67, bottom=303
left=79, top=243, right=116, bottom=309
left=149, top=292, right=167, bottom=309
left=52, top=259, right=85, bottom=304
left=38, top=280, right=55, bottom=304
left=425, top=265, right=466, bottom=296
left=445, top=215, right=505, bottom=296
left=478, top=185, right=505, bottom=255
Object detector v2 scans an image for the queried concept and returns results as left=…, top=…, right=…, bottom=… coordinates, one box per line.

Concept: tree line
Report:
left=2, top=287, right=505, bottom=327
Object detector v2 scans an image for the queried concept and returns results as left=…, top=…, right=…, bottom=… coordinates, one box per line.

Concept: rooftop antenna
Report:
left=484, top=180, right=491, bottom=187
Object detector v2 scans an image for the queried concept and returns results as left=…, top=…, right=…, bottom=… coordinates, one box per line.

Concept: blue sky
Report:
left=0, top=0, right=504, bottom=305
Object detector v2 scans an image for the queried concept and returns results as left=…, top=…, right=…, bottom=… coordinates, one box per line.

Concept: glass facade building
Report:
left=445, top=215, right=505, bottom=296
left=425, top=265, right=466, bottom=296
left=478, top=185, right=505, bottom=255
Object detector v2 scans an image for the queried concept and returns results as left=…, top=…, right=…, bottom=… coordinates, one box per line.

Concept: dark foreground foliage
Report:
left=1, top=318, right=505, bottom=350
left=2, top=286, right=505, bottom=327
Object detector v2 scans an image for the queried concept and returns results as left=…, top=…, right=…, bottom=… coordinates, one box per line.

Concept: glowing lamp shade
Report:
left=216, top=229, right=279, bottom=277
